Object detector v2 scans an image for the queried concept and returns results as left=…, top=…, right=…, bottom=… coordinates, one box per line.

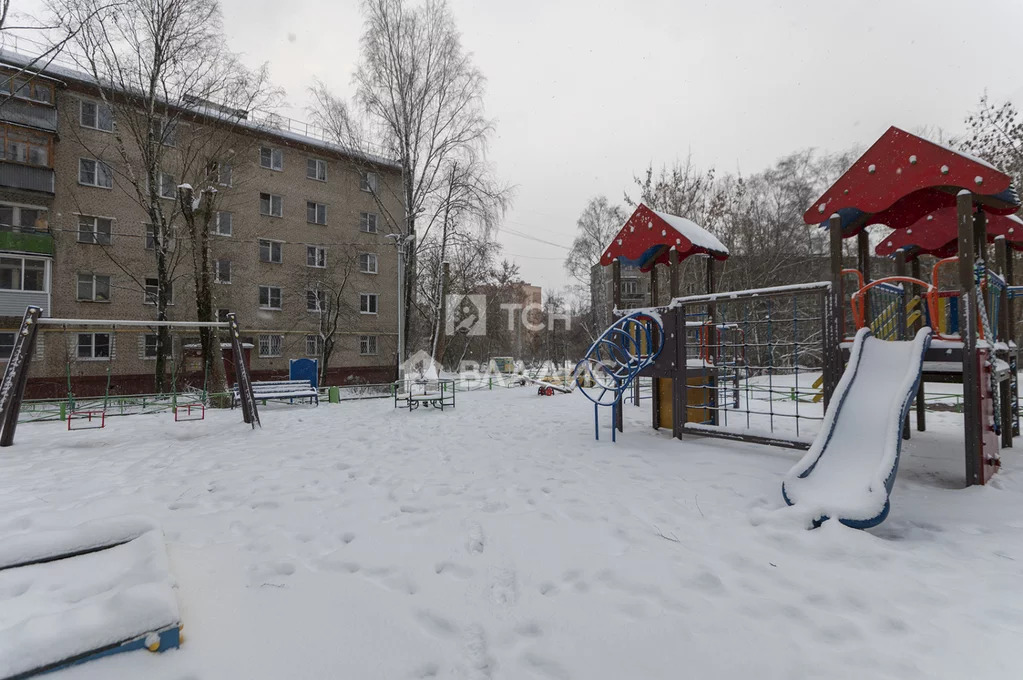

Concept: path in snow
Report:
left=0, top=389, right=1022, bottom=679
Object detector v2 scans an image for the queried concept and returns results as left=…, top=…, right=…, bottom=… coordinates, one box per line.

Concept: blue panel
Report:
left=289, top=358, right=319, bottom=388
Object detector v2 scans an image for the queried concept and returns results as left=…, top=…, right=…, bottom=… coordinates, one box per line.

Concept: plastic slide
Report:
left=782, top=327, right=932, bottom=529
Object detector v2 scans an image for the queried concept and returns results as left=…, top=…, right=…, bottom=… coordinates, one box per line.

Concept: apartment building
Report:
left=0, top=51, right=404, bottom=397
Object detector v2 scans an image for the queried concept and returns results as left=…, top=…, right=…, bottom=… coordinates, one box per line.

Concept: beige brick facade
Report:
left=0, top=55, right=403, bottom=397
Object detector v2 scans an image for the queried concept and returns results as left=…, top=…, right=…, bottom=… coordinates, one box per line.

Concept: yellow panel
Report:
left=657, top=378, right=673, bottom=429
left=686, top=376, right=712, bottom=424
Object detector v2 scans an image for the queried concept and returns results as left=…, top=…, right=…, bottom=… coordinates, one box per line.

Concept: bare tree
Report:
left=323, top=0, right=502, bottom=358
left=960, top=93, right=1023, bottom=190
left=292, top=251, right=360, bottom=386
left=564, top=196, right=626, bottom=286
left=51, top=0, right=263, bottom=391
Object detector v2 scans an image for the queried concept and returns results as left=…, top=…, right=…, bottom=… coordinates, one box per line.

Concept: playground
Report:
left=0, top=389, right=1021, bottom=679
left=4, top=126, right=1023, bottom=678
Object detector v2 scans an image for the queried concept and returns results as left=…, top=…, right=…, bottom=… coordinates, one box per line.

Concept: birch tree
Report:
left=310, top=0, right=507, bottom=359
left=51, top=0, right=270, bottom=392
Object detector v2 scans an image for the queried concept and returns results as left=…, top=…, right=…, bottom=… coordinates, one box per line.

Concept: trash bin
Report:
left=328, top=386, right=340, bottom=403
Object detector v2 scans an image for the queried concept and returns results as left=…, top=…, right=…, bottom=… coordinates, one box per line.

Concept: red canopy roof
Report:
left=599, top=204, right=728, bottom=272
left=876, top=208, right=1023, bottom=260
left=803, top=126, right=1018, bottom=236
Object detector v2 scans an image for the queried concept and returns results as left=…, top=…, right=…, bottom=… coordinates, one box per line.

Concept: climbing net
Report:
left=675, top=282, right=832, bottom=444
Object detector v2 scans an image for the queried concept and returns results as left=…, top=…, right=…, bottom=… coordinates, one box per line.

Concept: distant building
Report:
left=590, top=263, right=649, bottom=331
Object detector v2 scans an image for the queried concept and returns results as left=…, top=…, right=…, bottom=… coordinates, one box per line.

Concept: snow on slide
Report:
left=783, top=327, right=932, bottom=529
left=0, top=523, right=180, bottom=679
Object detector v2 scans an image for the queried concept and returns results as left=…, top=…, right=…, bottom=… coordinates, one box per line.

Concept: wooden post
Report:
left=612, top=259, right=623, bottom=433
left=894, top=249, right=910, bottom=440
left=958, top=192, right=981, bottom=486
left=911, top=256, right=926, bottom=432
left=857, top=229, right=871, bottom=326
left=669, top=249, right=681, bottom=300
left=666, top=249, right=681, bottom=433
left=1007, top=245, right=1019, bottom=438
left=824, top=214, right=844, bottom=407
left=996, top=236, right=1013, bottom=448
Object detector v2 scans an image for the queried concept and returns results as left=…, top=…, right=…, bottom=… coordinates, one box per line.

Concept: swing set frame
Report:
left=0, top=308, right=261, bottom=446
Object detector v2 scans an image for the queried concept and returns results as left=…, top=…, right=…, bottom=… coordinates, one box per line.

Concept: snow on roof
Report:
left=650, top=209, right=728, bottom=255
left=0, top=49, right=400, bottom=171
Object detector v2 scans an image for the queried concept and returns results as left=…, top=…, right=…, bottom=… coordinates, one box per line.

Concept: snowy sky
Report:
left=14, top=0, right=1023, bottom=295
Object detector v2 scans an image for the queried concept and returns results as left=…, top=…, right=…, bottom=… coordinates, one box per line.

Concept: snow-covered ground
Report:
left=2, top=387, right=1023, bottom=679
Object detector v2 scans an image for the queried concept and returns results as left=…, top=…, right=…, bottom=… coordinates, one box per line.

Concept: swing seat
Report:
left=68, top=410, right=106, bottom=430
left=173, top=403, right=205, bottom=422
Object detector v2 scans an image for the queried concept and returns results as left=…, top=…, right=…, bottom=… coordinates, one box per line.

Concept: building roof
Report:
left=875, top=209, right=1023, bottom=260
left=599, top=203, right=728, bottom=272
left=0, top=49, right=401, bottom=171
left=803, top=126, right=1020, bottom=237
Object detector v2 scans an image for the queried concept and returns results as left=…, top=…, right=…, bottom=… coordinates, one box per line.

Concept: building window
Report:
left=307, top=289, right=326, bottom=313
left=307, top=158, right=327, bottom=181
left=1, top=256, right=46, bottom=291
left=145, top=224, right=175, bottom=251
left=77, top=332, right=111, bottom=360
left=143, top=277, right=173, bottom=305
left=2, top=126, right=52, bottom=167
left=259, top=192, right=283, bottom=217
left=259, top=285, right=282, bottom=310
left=306, top=334, right=323, bottom=356
left=143, top=334, right=158, bottom=359
left=159, top=171, right=176, bottom=199
left=78, top=158, right=113, bottom=188
left=216, top=162, right=232, bottom=187
left=258, top=334, right=283, bottom=357
left=359, top=253, right=378, bottom=274
left=77, top=215, right=113, bottom=245
left=4, top=76, right=53, bottom=104
left=359, top=212, right=378, bottom=233
left=307, top=201, right=327, bottom=225
left=76, top=273, right=110, bottom=301
left=214, top=258, right=231, bottom=284
left=359, top=335, right=378, bottom=356
left=360, top=293, right=378, bottom=314
left=259, top=147, right=283, bottom=171
left=360, top=171, right=378, bottom=193
left=306, top=245, right=326, bottom=268
left=153, top=119, right=177, bottom=146
left=0, top=331, right=14, bottom=360
left=216, top=309, right=231, bottom=323
left=0, top=204, right=48, bottom=231
left=259, top=239, right=283, bottom=264
left=213, top=211, right=232, bottom=236
left=79, top=100, right=114, bottom=132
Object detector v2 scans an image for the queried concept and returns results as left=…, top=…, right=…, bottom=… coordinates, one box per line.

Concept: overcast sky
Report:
left=17, top=0, right=1023, bottom=294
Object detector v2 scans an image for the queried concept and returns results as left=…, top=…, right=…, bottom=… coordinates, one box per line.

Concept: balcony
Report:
left=0, top=161, right=54, bottom=194
left=0, top=225, right=53, bottom=256
left=0, top=98, right=57, bottom=132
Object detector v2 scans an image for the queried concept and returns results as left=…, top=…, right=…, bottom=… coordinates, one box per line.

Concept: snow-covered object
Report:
left=782, top=327, right=932, bottom=529
left=599, top=204, right=727, bottom=272
left=650, top=209, right=727, bottom=255
left=0, top=529, right=180, bottom=678
left=0, top=516, right=156, bottom=570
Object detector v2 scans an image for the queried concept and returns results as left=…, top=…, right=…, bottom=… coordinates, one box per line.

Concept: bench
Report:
left=233, top=380, right=319, bottom=408
left=393, top=378, right=455, bottom=412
